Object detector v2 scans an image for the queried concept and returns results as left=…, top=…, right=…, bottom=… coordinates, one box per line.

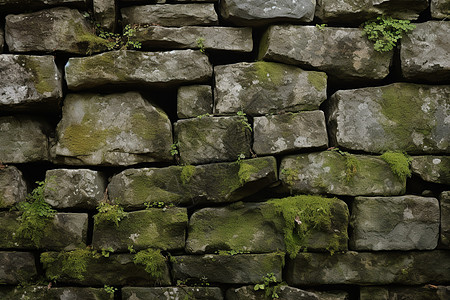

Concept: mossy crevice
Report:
left=380, top=151, right=412, bottom=181
left=133, top=248, right=166, bottom=280
left=41, top=248, right=95, bottom=281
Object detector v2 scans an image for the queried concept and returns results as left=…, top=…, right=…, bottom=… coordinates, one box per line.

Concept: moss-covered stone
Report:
left=177, top=85, right=213, bottom=119
left=360, top=285, right=450, bottom=300
left=0, top=252, right=37, bottom=285
left=0, top=286, right=111, bottom=300
left=122, top=287, right=223, bottom=300
left=411, top=156, right=450, bottom=185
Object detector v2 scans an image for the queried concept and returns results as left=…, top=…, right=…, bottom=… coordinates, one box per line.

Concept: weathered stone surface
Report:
left=286, top=251, right=450, bottom=285
left=401, top=22, right=450, bottom=83
left=280, top=151, right=405, bottom=196
left=411, top=156, right=450, bottom=185
left=432, top=0, right=450, bottom=19
left=0, top=286, right=110, bottom=300
left=0, top=0, right=86, bottom=13
left=92, top=208, right=188, bottom=252
left=5, top=7, right=109, bottom=54
left=214, top=62, right=327, bottom=116
left=441, top=191, right=450, bottom=249
left=315, top=0, right=428, bottom=24
left=260, top=25, right=392, bottom=82
left=122, top=287, right=223, bottom=300
left=0, top=116, right=49, bottom=163
left=313, top=291, right=349, bottom=300
left=177, top=85, right=213, bottom=119
left=0, top=166, right=26, bottom=209
left=65, top=50, right=212, bottom=91
left=350, top=196, right=440, bottom=251
left=134, top=26, right=253, bottom=52
left=0, top=27, right=4, bottom=53
left=54, top=92, right=173, bottom=166
left=0, top=252, right=37, bottom=284
left=93, top=0, right=116, bottom=32
left=44, top=169, right=106, bottom=209
left=360, top=286, right=450, bottom=300
left=174, top=116, right=252, bottom=165
left=226, top=285, right=319, bottom=300
left=220, top=0, right=315, bottom=26
left=121, top=4, right=218, bottom=26
left=328, top=83, right=450, bottom=154
left=253, top=111, right=328, bottom=155
left=172, top=253, right=283, bottom=284
left=108, top=157, right=277, bottom=209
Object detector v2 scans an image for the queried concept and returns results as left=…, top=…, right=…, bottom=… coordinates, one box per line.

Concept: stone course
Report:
left=177, top=85, right=213, bottom=119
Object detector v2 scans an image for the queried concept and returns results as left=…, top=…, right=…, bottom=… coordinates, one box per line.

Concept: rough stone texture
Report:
left=441, top=191, right=450, bottom=249
left=93, top=0, right=116, bottom=32
left=313, top=291, right=349, bottom=300
left=5, top=7, right=109, bottom=54
left=0, top=166, right=27, bottom=209
left=44, top=169, right=106, bottom=209
left=286, top=250, right=450, bottom=285
left=328, top=83, right=450, bottom=154
left=0, top=252, right=37, bottom=284
left=226, top=285, right=319, bottom=300
left=315, top=0, right=428, bottom=24
left=401, top=22, right=450, bottom=83
left=108, top=157, right=277, bottom=209
left=0, top=211, right=88, bottom=250
left=411, top=156, right=450, bottom=185
left=92, top=208, right=188, bottom=252
left=360, top=286, right=450, bottom=300
left=0, top=0, right=86, bottom=13
left=214, top=62, right=327, bottom=116
left=253, top=111, right=328, bottom=155
left=220, top=0, right=315, bottom=26
left=134, top=26, right=253, bottom=52
left=172, top=253, right=283, bottom=284
left=177, top=85, right=213, bottom=119
left=0, top=27, right=4, bottom=53
left=260, top=25, right=392, bottom=82
left=0, top=286, right=111, bottom=300
left=432, top=0, right=450, bottom=19
left=350, top=196, right=440, bottom=250
left=65, top=50, right=212, bottom=91
left=122, top=287, right=223, bottom=300
left=0, top=55, right=62, bottom=112
left=54, top=92, right=173, bottom=166
left=280, top=151, right=405, bottom=196
left=0, top=116, right=50, bottom=163
left=174, top=116, right=252, bottom=165
left=121, top=4, right=218, bottom=26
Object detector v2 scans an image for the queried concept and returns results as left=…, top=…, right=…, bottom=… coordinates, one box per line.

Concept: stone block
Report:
left=0, top=252, right=37, bottom=284
left=360, top=286, right=450, bottom=300
left=122, top=287, right=223, bottom=300
left=226, top=285, right=319, bottom=300
left=0, top=0, right=86, bottom=14
left=0, top=27, right=4, bottom=53
left=177, top=85, right=213, bottom=119
left=214, top=62, right=327, bottom=116
left=441, top=191, right=450, bottom=249
left=93, top=0, right=116, bottom=32
left=0, top=166, right=27, bottom=209
left=411, top=156, right=450, bottom=185
left=431, top=0, right=450, bottom=19
left=0, top=286, right=110, bottom=300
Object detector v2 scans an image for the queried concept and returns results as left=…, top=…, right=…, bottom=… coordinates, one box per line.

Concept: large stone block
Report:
left=93, top=0, right=116, bottom=32
left=0, top=166, right=26, bottom=209
left=5, top=7, right=109, bottom=54
left=0, top=252, right=37, bottom=284
left=328, top=83, right=450, bottom=154
left=401, top=22, right=450, bottom=83
left=177, top=85, right=213, bottom=119
left=350, top=196, right=440, bottom=251
left=0, top=0, right=86, bottom=14
left=122, top=287, right=223, bottom=300
left=0, top=116, right=50, bottom=163
left=432, top=0, right=450, bottom=19
left=214, top=62, right=327, bottom=116
left=174, top=116, right=252, bottom=165
left=253, top=111, right=328, bottom=155
left=226, top=285, right=319, bottom=300
left=0, top=55, right=62, bottom=112
left=219, top=0, right=315, bottom=26
left=0, top=287, right=110, bottom=300
left=54, top=92, right=173, bottom=166
left=441, top=191, right=450, bottom=249
left=411, top=156, right=450, bottom=185
left=65, top=50, right=212, bottom=91
left=286, top=251, right=450, bottom=285
left=360, top=286, right=450, bottom=300
left=108, top=157, right=278, bottom=209
left=280, top=151, right=405, bottom=196
left=259, top=25, right=392, bottom=82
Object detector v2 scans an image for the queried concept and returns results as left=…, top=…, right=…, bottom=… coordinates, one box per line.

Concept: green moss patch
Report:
left=133, top=248, right=166, bottom=280
left=181, top=165, right=196, bottom=185
left=252, top=61, right=285, bottom=85
left=380, top=151, right=412, bottom=181
left=307, top=71, right=327, bottom=92
left=41, top=248, right=95, bottom=281
left=15, top=56, right=55, bottom=95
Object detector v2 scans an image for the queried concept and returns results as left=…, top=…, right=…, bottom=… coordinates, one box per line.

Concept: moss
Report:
left=380, top=151, right=412, bottom=181
left=15, top=56, right=55, bottom=95
left=94, top=202, right=128, bottom=227
left=41, top=248, right=94, bottom=281
left=71, top=20, right=110, bottom=54
left=307, top=71, right=327, bottom=91
left=133, top=248, right=166, bottom=280
left=344, top=153, right=360, bottom=182
left=252, top=61, right=285, bottom=85
left=62, top=124, right=110, bottom=155
left=238, top=162, right=258, bottom=185
left=181, top=165, right=196, bottom=185
left=131, top=113, right=154, bottom=140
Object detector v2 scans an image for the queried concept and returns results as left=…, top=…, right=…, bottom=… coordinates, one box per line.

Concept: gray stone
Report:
left=0, top=0, right=86, bottom=13
left=360, top=286, right=450, bottom=300
left=401, top=22, right=450, bottom=83
left=5, top=7, right=109, bottom=54
left=411, top=156, right=450, bottom=185
left=0, top=116, right=50, bottom=163
left=172, top=253, right=283, bottom=284
left=93, top=0, right=116, bottom=32
left=214, top=62, right=327, bottom=116
left=260, top=25, right=392, bottom=82
left=328, top=83, right=450, bottom=154
left=0, top=286, right=111, bottom=300
left=65, top=50, right=212, bottom=91
left=174, top=116, right=252, bottom=165
left=313, top=291, right=349, bottom=300
left=280, top=151, right=405, bottom=196
left=286, top=250, right=450, bottom=285
left=0, top=27, right=4, bottom=53
left=108, top=157, right=277, bottom=209
left=121, top=4, right=218, bottom=27
left=122, top=287, right=223, bottom=300
left=220, top=0, right=315, bottom=26
left=441, top=191, right=450, bottom=249
left=350, top=196, right=440, bottom=251
left=432, top=0, right=450, bottom=19
left=0, top=166, right=26, bottom=209
left=0, top=55, right=62, bottom=112
left=44, top=169, right=106, bottom=209
left=0, top=252, right=37, bottom=284
left=226, top=285, right=319, bottom=300
left=253, top=111, right=328, bottom=155
left=177, top=85, right=213, bottom=119
left=53, top=92, right=173, bottom=166
left=134, top=26, right=252, bottom=52
left=92, top=208, right=188, bottom=252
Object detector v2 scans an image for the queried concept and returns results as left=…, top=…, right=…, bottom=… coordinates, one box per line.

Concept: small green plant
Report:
left=237, top=110, right=252, bottom=132
left=103, top=285, right=117, bottom=298
left=329, top=148, right=360, bottom=181
left=170, top=142, right=179, bottom=156
left=236, top=153, right=246, bottom=165
left=41, top=248, right=95, bottom=281
left=215, top=249, right=250, bottom=255
left=196, top=37, right=206, bottom=53
left=144, top=201, right=174, bottom=209
left=128, top=245, right=136, bottom=253
left=101, top=247, right=114, bottom=258
left=316, top=23, right=327, bottom=30
left=196, top=113, right=212, bottom=119
left=133, top=248, right=166, bottom=280
left=254, top=273, right=284, bottom=299
left=362, top=16, right=415, bottom=52
left=94, top=202, right=128, bottom=227
left=95, top=24, right=142, bottom=51
left=380, top=151, right=412, bottom=181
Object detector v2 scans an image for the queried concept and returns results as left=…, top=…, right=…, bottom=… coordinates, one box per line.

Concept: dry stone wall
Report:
left=0, top=0, right=449, bottom=299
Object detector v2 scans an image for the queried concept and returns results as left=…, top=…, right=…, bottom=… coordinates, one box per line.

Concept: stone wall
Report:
left=0, top=0, right=449, bottom=299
